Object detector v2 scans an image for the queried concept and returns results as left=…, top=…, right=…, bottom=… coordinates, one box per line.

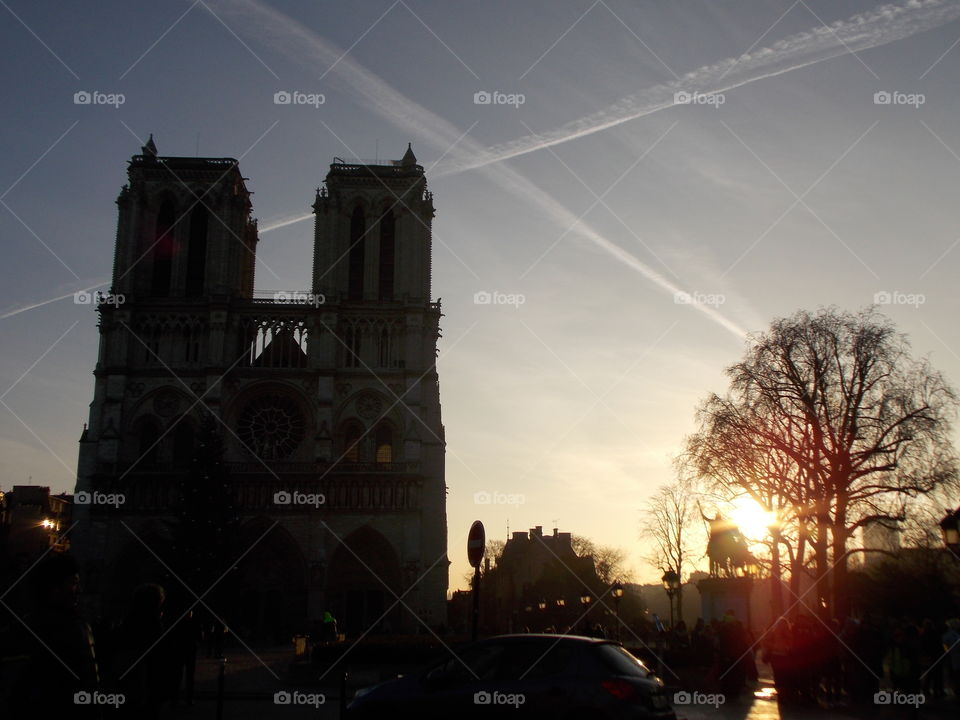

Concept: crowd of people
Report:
left=2, top=553, right=213, bottom=718
left=762, top=614, right=960, bottom=707
left=648, top=610, right=960, bottom=708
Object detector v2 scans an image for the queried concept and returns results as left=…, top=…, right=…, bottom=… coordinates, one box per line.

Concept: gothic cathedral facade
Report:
left=74, top=138, right=448, bottom=638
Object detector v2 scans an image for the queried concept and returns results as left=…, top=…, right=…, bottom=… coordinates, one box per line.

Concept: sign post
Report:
left=467, top=520, right=485, bottom=642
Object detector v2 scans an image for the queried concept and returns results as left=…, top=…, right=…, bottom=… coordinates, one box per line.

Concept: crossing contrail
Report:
left=217, top=0, right=960, bottom=338
left=432, top=0, right=960, bottom=176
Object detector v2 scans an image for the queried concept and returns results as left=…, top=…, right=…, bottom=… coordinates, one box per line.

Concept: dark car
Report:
left=346, top=633, right=676, bottom=719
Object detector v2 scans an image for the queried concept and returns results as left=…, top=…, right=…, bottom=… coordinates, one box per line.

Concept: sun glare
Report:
left=729, top=497, right=775, bottom=541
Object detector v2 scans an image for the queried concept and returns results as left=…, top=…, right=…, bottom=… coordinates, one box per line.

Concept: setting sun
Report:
left=729, top=497, right=776, bottom=542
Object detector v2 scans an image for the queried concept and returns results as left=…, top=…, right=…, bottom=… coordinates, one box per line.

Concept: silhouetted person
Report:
left=109, top=583, right=169, bottom=718
left=321, top=610, right=338, bottom=642
left=920, top=618, right=945, bottom=699
left=169, top=608, right=202, bottom=705
left=884, top=625, right=921, bottom=696
left=943, top=618, right=960, bottom=698
left=690, top=618, right=711, bottom=670
left=10, top=553, right=101, bottom=718
left=716, top=609, right=748, bottom=698
left=790, top=614, right=820, bottom=703
left=764, top=617, right=795, bottom=701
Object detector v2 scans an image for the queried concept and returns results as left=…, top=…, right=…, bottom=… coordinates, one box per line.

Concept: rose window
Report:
left=237, top=394, right=305, bottom=460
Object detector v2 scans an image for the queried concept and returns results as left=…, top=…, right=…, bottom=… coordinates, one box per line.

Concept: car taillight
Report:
left=601, top=678, right=639, bottom=701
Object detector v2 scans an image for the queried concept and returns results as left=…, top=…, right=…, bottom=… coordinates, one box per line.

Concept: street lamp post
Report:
left=580, top=593, right=592, bottom=634
left=611, top=581, right=624, bottom=642
left=661, top=569, right=680, bottom=628
left=941, top=507, right=960, bottom=555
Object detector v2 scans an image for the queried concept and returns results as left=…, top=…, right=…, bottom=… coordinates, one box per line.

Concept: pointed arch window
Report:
left=378, top=327, right=390, bottom=367
left=375, top=424, right=393, bottom=464
left=348, top=206, right=365, bottom=300
left=151, top=199, right=176, bottom=297
left=137, top=417, right=161, bottom=467
left=185, top=207, right=207, bottom=296
left=343, top=423, right=364, bottom=463
left=343, top=325, right=362, bottom=368
left=172, top=420, right=195, bottom=468
left=378, top=209, right=395, bottom=300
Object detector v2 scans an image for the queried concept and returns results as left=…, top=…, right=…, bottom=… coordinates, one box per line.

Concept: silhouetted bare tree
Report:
left=639, top=477, right=701, bottom=623
left=571, top=536, right=631, bottom=585
left=685, top=307, right=959, bottom=619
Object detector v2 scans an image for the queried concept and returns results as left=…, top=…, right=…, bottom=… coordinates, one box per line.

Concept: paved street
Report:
left=153, top=647, right=960, bottom=719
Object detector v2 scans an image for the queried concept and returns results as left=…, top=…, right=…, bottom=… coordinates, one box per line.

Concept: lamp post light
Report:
left=611, top=581, right=624, bottom=642
left=580, top=593, right=592, bottom=633
left=661, top=569, right=680, bottom=628
left=941, top=507, right=960, bottom=555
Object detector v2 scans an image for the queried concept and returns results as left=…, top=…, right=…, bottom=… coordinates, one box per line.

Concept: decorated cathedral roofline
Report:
left=328, top=143, right=424, bottom=178
left=127, top=133, right=246, bottom=184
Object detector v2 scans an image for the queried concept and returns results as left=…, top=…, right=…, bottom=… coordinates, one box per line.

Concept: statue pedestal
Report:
left=697, top=577, right=754, bottom=629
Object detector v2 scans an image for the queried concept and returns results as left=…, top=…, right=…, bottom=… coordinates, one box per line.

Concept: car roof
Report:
left=483, top=633, right=617, bottom=645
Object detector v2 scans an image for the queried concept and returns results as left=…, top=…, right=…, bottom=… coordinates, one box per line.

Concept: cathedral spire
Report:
left=142, top=133, right=158, bottom=158
left=401, top=142, right=416, bottom=167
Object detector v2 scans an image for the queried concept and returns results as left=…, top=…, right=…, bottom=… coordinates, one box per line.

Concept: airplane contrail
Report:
left=0, top=280, right=109, bottom=320
left=215, top=0, right=960, bottom=338
left=433, top=0, right=960, bottom=176
left=261, top=212, right=313, bottom=233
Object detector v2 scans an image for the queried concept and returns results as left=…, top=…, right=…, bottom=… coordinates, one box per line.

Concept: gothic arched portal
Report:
left=232, top=520, right=308, bottom=643
left=327, top=526, right=401, bottom=637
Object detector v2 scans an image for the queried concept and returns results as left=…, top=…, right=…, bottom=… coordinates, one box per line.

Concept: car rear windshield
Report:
left=595, top=644, right=652, bottom=677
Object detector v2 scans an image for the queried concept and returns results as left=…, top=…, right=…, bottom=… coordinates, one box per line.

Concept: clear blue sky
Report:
left=2, top=0, right=960, bottom=589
